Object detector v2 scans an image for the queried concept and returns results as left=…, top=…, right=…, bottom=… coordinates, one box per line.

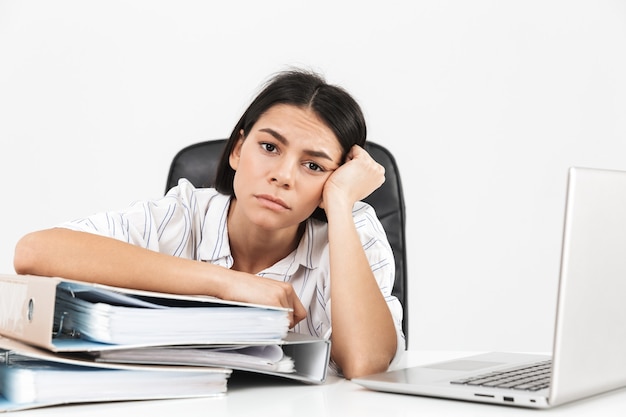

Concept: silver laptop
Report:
left=353, top=166, right=626, bottom=408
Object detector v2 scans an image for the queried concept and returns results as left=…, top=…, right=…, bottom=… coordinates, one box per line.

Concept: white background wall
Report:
left=1, top=0, right=625, bottom=353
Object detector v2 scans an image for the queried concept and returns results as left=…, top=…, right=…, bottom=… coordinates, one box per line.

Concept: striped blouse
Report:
left=58, top=179, right=406, bottom=370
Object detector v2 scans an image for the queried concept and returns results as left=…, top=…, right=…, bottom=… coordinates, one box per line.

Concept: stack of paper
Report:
left=86, top=330, right=331, bottom=382
left=93, top=344, right=295, bottom=373
left=0, top=347, right=230, bottom=413
left=53, top=282, right=290, bottom=344
left=0, top=274, right=332, bottom=412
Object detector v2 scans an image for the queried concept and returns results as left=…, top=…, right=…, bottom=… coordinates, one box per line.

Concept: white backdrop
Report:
left=1, top=0, right=625, bottom=353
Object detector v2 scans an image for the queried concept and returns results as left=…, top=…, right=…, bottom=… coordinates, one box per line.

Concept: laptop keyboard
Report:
left=450, top=360, right=552, bottom=391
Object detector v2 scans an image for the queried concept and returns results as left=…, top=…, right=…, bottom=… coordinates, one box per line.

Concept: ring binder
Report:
left=0, top=339, right=230, bottom=412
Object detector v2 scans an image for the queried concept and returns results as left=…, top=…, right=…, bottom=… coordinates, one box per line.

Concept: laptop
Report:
left=353, top=166, right=626, bottom=408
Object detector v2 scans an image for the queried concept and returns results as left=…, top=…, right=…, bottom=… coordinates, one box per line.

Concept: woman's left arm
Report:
left=322, top=145, right=398, bottom=379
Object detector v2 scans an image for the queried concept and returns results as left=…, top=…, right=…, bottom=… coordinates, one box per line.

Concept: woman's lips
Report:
left=256, top=194, right=290, bottom=210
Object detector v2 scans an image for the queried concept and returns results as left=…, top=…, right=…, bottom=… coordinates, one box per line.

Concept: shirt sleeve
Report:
left=56, top=179, right=213, bottom=259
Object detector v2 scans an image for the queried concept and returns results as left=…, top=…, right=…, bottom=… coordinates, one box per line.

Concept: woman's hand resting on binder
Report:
left=216, top=272, right=307, bottom=328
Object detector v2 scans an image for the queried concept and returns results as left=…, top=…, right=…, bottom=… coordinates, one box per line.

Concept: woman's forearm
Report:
left=13, top=228, right=306, bottom=327
left=14, top=228, right=227, bottom=295
left=326, top=205, right=397, bottom=379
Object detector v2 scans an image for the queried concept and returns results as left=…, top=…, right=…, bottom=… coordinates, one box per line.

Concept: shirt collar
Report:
left=197, top=194, right=326, bottom=273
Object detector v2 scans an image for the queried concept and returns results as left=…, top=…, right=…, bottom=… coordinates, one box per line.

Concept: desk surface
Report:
left=12, top=351, right=626, bottom=416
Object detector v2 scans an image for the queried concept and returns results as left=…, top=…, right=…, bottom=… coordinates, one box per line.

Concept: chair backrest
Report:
left=166, top=139, right=408, bottom=343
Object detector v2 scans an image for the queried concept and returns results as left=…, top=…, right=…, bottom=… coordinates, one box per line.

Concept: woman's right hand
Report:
left=219, top=272, right=307, bottom=328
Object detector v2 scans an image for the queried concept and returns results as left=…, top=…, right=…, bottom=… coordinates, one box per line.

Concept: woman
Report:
left=14, top=69, right=405, bottom=379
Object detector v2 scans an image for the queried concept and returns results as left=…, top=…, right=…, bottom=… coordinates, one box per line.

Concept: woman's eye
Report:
left=306, top=162, right=323, bottom=172
left=262, top=143, right=277, bottom=153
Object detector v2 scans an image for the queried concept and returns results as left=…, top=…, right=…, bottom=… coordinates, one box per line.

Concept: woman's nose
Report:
left=270, top=157, right=297, bottom=188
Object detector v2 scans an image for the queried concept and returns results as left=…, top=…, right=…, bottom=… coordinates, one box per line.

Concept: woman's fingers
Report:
left=224, top=274, right=307, bottom=328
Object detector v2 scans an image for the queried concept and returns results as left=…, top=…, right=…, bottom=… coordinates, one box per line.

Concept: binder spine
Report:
left=0, top=280, right=30, bottom=337
left=0, top=275, right=61, bottom=350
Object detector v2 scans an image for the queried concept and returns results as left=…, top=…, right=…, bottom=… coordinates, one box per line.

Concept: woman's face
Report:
left=229, top=103, right=342, bottom=230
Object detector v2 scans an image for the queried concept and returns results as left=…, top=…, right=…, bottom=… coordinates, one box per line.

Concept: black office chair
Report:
left=165, top=139, right=408, bottom=344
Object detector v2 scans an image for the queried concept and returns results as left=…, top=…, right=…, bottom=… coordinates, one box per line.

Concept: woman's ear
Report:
left=229, top=130, right=245, bottom=170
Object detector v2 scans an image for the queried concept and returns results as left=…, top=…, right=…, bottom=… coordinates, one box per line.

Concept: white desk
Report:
left=13, top=351, right=626, bottom=416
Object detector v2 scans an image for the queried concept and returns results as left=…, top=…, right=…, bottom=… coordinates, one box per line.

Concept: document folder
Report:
left=0, top=274, right=290, bottom=352
left=90, top=331, right=331, bottom=384
left=0, top=335, right=230, bottom=413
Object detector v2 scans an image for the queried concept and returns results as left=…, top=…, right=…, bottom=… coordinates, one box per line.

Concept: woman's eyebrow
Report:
left=258, top=128, right=336, bottom=162
left=259, top=127, right=288, bottom=144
